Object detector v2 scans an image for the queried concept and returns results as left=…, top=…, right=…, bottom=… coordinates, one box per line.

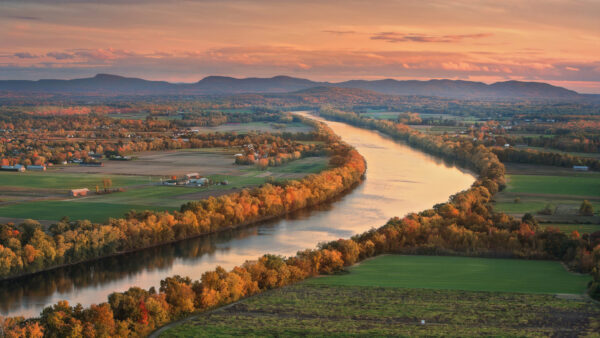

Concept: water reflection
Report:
left=1, top=112, right=475, bottom=318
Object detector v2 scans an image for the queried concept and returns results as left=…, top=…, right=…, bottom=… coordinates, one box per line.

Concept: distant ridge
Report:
left=0, top=74, right=581, bottom=100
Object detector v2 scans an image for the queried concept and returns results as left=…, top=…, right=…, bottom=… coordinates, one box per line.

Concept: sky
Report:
left=1, top=0, right=599, bottom=93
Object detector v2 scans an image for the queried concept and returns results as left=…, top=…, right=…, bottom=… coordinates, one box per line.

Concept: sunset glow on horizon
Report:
left=1, top=0, right=599, bottom=92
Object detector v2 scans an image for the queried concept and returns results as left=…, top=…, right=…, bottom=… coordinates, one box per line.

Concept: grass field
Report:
left=0, top=201, right=175, bottom=223
left=493, top=171, right=600, bottom=231
left=306, top=255, right=591, bottom=294
left=193, top=121, right=312, bottom=134
left=0, top=157, right=329, bottom=223
left=162, top=255, right=598, bottom=337
left=504, top=175, right=600, bottom=197
left=0, top=171, right=153, bottom=190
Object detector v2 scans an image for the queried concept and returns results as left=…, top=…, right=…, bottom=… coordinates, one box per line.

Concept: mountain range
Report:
left=0, top=74, right=582, bottom=100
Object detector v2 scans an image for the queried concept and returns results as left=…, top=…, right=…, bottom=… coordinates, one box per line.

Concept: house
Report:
left=27, top=165, right=46, bottom=171
left=70, top=188, right=90, bottom=197
left=573, top=166, right=589, bottom=171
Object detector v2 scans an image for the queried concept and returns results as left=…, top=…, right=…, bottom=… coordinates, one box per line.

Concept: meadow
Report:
left=0, top=156, right=329, bottom=223
left=193, top=121, right=312, bottom=134
left=0, top=171, right=153, bottom=190
left=502, top=174, right=600, bottom=197
left=161, top=255, right=598, bottom=337
left=307, top=255, right=590, bottom=294
left=493, top=170, right=600, bottom=231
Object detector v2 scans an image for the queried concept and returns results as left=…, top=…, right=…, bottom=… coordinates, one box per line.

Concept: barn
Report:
left=70, top=188, right=90, bottom=197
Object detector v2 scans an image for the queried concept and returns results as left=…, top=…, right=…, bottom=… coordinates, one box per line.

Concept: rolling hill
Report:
left=0, top=73, right=582, bottom=100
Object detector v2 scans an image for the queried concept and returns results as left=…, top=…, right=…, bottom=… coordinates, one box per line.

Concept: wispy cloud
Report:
left=14, top=52, right=39, bottom=59
left=46, top=52, right=75, bottom=60
left=371, top=32, right=492, bottom=43
left=4, top=15, right=42, bottom=21
left=322, top=30, right=356, bottom=35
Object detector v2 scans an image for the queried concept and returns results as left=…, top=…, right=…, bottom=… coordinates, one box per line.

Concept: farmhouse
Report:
left=70, top=188, right=90, bottom=197
left=573, top=165, right=589, bottom=171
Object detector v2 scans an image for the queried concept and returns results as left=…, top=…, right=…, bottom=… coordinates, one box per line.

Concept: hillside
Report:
left=0, top=74, right=582, bottom=100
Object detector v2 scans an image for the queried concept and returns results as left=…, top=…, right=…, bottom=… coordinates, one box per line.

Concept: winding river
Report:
left=0, top=112, right=474, bottom=318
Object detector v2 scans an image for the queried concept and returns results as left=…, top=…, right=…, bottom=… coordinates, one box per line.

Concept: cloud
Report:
left=14, top=52, right=39, bottom=59
left=46, top=52, right=75, bottom=60
left=322, top=30, right=356, bottom=35
left=4, top=15, right=42, bottom=21
left=371, top=32, right=492, bottom=43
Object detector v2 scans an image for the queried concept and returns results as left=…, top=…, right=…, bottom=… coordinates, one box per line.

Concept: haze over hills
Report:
left=0, top=73, right=582, bottom=100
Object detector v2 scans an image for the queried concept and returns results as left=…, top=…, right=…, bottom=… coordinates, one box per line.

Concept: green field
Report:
left=504, top=175, right=600, bottom=197
left=0, top=171, right=153, bottom=190
left=0, top=201, right=175, bottom=223
left=162, top=255, right=598, bottom=337
left=307, top=255, right=590, bottom=294
left=0, top=157, right=329, bottom=223
left=493, top=172, right=600, bottom=230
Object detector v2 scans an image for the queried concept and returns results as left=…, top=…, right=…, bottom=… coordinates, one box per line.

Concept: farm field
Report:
left=192, top=121, right=312, bottom=134
left=410, top=124, right=467, bottom=135
left=0, top=171, right=153, bottom=190
left=0, top=156, right=330, bottom=223
left=501, top=174, right=600, bottom=197
left=306, top=255, right=590, bottom=294
left=55, top=148, right=242, bottom=177
left=161, top=255, right=598, bottom=337
left=493, top=168, right=600, bottom=231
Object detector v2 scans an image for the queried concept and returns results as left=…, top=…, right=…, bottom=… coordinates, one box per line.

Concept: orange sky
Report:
left=1, top=0, right=599, bottom=92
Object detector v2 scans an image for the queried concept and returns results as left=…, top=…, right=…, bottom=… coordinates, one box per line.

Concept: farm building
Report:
left=573, top=166, right=589, bottom=171
left=1, top=165, right=25, bottom=172
left=185, top=172, right=200, bottom=179
left=70, top=188, right=90, bottom=197
left=189, top=177, right=208, bottom=186
left=27, top=165, right=46, bottom=171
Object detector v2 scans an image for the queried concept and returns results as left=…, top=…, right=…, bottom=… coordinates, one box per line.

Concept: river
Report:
left=0, top=112, right=475, bottom=318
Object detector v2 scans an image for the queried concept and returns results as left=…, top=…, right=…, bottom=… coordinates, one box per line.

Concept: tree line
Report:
left=492, top=148, right=600, bottom=171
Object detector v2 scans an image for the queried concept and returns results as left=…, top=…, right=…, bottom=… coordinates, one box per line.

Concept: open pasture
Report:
left=54, top=148, right=241, bottom=177
left=493, top=168, right=600, bottom=231
left=162, top=255, right=598, bottom=337
left=192, top=121, right=313, bottom=134
left=0, top=156, right=329, bottom=223
left=307, top=255, right=590, bottom=294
